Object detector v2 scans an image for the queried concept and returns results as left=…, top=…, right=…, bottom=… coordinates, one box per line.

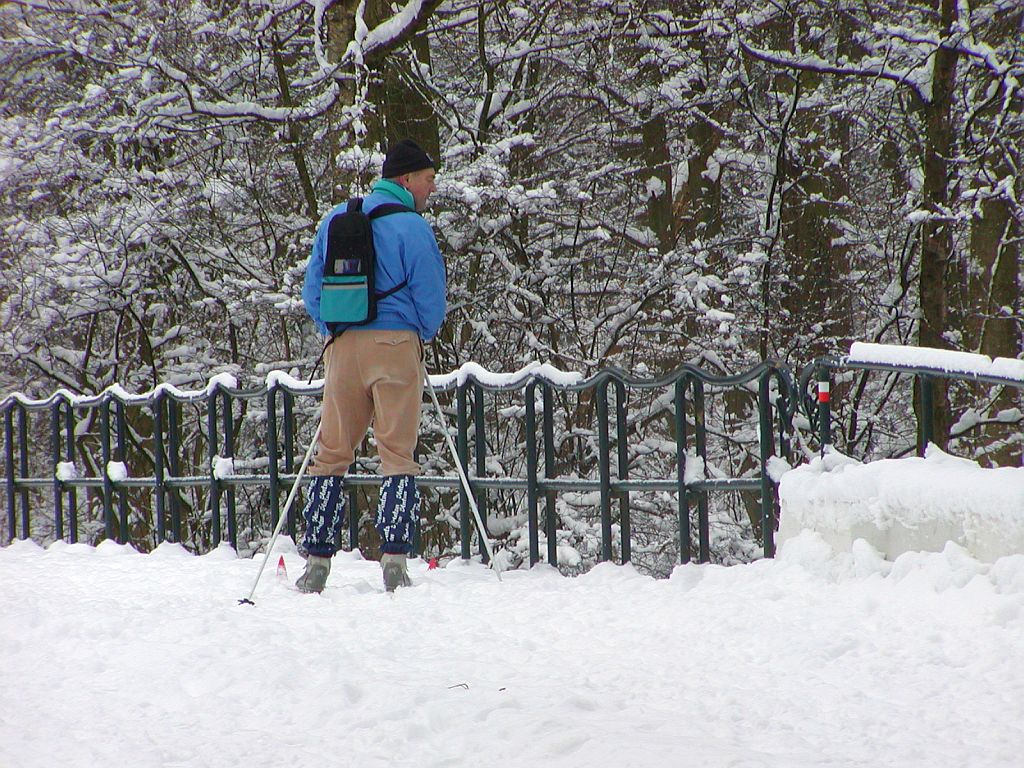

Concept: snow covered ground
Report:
left=2, top=531, right=1022, bottom=767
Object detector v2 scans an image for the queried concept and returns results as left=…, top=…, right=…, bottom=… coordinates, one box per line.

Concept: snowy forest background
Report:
left=1, top=0, right=1021, bottom=568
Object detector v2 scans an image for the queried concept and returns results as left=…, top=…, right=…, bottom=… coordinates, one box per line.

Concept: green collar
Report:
left=372, top=179, right=415, bottom=209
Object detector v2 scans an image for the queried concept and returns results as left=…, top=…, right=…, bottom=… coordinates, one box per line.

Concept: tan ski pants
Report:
left=309, top=329, right=423, bottom=477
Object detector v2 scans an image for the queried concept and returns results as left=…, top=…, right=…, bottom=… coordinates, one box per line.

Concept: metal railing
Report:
left=801, top=355, right=1024, bottom=461
left=3, top=362, right=797, bottom=565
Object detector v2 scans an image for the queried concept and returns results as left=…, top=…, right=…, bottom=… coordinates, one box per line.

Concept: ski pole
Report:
left=424, top=366, right=501, bottom=580
left=239, top=420, right=323, bottom=605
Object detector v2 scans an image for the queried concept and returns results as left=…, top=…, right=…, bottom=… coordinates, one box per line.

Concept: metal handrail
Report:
left=799, top=356, right=1024, bottom=458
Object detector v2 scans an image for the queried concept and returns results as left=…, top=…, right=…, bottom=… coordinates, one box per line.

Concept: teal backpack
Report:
left=321, top=198, right=413, bottom=333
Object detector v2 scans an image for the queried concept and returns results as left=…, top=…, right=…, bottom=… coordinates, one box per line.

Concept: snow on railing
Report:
left=0, top=372, right=243, bottom=408
left=0, top=364, right=585, bottom=409
left=847, top=343, right=1024, bottom=383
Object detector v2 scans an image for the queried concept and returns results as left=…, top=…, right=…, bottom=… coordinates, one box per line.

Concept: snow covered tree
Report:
left=2, top=0, right=1020, bottom=558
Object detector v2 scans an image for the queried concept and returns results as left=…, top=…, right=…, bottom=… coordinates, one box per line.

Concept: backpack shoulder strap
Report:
left=367, top=202, right=414, bottom=220
left=365, top=202, right=416, bottom=299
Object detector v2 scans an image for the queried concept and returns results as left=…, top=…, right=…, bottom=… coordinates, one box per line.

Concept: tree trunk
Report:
left=642, top=114, right=673, bottom=255
left=778, top=5, right=852, bottom=361
left=365, top=0, right=439, bottom=160
left=970, top=187, right=1022, bottom=466
left=917, top=0, right=959, bottom=449
left=325, top=1, right=441, bottom=201
left=972, top=195, right=1020, bottom=361
left=326, top=0, right=361, bottom=204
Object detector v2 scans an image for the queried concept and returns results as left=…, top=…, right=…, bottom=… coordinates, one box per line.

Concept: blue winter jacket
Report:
left=303, top=181, right=447, bottom=340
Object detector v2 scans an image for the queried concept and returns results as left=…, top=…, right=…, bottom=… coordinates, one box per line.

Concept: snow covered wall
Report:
left=778, top=446, right=1024, bottom=562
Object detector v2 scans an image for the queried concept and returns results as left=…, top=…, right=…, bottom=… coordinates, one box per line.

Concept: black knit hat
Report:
left=381, top=139, right=436, bottom=178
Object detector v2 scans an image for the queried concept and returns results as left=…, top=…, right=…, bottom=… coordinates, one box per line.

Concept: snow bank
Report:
left=778, top=446, right=1024, bottom=562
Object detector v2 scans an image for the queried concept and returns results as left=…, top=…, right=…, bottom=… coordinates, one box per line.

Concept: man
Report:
left=297, top=139, right=446, bottom=593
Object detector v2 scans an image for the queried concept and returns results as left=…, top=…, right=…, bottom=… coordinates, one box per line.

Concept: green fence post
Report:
left=167, top=399, right=182, bottom=544
left=207, top=386, right=221, bottom=546
left=221, top=390, right=237, bottom=551
left=457, top=382, right=472, bottom=560
left=674, top=377, right=691, bottom=564
left=16, top=405, right=29, bottom=540
left=153, top=392, right=166, bottom=545
left=526, top=380, right=540, bottom=566
left=758, top=373, right=776, bottom=558
left=473, top=383, right=489, bottom=562
left=3, top=406, right=13, bottom=543
left=267, top=386, right=280, bottom=533
left=114, top=399, right=129, bottom=544
left=51, top=400, right=64, bottom=542
left=64, top=401, right=78, bottom=544
left=692, top=379, right=710, bottom=563
left=100, top=398, right=114, bottom=541
left=596, top=377, right=613, bottom=562
left=918, top=375, right=934, bottom=456
left=543, top=384, right=558, bottom=567
left=614, top=379, right=630, bottom=564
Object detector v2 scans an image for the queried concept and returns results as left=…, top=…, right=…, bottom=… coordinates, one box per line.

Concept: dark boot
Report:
left=376, top=475, right=419, bottom=591
left=381, top=553, right=412, bottom=592
left=295, top=554, right=331, bottom=594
